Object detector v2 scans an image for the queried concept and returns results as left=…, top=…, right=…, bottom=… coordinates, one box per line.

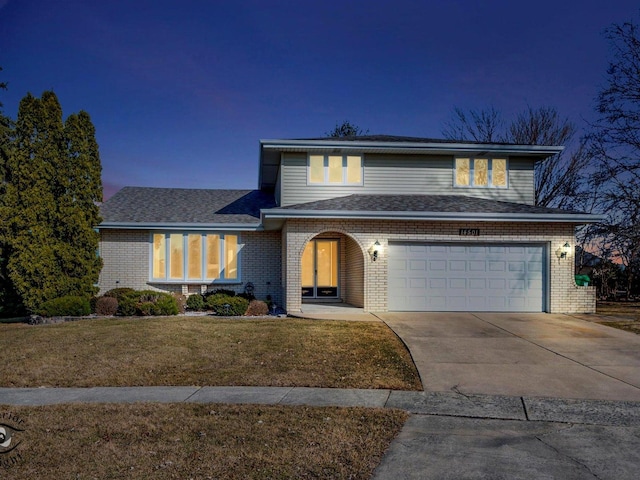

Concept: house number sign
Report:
left=459, top=228, right=480, bottom=236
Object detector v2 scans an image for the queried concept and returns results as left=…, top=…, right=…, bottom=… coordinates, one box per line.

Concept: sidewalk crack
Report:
left=183, top=386, right=203, bottom=402
left=535, top=425, right=602, bottom=480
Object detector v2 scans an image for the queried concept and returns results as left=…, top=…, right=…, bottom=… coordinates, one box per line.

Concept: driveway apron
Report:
left=378, top=312, right=640, bottom=401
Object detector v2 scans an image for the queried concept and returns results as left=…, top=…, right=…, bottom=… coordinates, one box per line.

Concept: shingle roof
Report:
left=275, top=194, right=581, bottom=215
left=100, top=187, right=277, bottom=225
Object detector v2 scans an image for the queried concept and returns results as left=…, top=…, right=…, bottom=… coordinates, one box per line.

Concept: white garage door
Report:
left=388, top=243, right=546, bottom=312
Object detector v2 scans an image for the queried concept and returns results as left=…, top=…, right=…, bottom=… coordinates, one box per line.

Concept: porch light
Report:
left=556, top=242, right=571, bottom=259
left=369, top=240, right=381, bottom=261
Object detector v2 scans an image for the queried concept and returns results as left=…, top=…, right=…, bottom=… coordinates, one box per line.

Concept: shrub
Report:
left=118, top=295, right=137, bottom=316
left=110, top=289, right=179, bottom=316
left=204, top=288, right=236, bottom=299
left=136, top=301, right=156, bottom=316
left=104, top=287, right=136, bottom=301
left=237, top=292, right=256, bottom=302
left=89, top=296, right=99, bottom=313
left=245, top=299, right=269, bottom=316
left=206, top=294, right=249, bottom=316
left=155, top=294, right=179, bottom=315
left=37, top=296, right=91, bottom=317
left=95, top=296, right=118, bottom=316
left=186, top=294, right=205, bottom=311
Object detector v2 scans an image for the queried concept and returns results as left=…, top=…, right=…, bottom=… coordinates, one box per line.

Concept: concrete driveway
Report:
left=378, top=312, right=640, bottom=401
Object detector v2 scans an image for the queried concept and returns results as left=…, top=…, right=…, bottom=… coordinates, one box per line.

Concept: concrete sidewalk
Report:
left=3, top=385, right=640, bottom=478
left=2, top=385, right=640, bottom=426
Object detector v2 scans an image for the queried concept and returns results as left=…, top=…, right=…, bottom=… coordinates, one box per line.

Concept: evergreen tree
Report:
left=59, top=111, right=103, bottom=297
left=0, top=68, right=24, bottom=315
left=3, top=91, right=102, bottom=313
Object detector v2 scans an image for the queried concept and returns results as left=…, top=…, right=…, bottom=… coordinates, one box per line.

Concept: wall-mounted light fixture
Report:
left=369, top=240, right=381, bottom=261
left=556, top=242, right=571, bottom=259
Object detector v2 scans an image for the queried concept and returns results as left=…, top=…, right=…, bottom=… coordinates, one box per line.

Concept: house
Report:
left=98, top=135, right=603, bottom=314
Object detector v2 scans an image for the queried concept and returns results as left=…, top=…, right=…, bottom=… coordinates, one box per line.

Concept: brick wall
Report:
left=100, top=221, right=596, bottom=315
left=282, top=219, right=596, bottom=314
left=344, top=235, right=365, bottom=307
left=98, top=229, right=283, bottom=305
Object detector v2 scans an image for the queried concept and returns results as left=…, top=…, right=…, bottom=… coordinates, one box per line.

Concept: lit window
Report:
left=308, top=154, right=363, bottom=185
left=455, top=157, right=508, bottom=188
left=151, top=233, right=240, bottom=282
left=152, top=234, right=166, bottom=279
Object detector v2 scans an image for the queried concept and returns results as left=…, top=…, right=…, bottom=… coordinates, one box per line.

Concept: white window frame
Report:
left=149, top=232, right=241, bottom=283
left=307, top=154, right=363, bottom=185
left=454, top=156, right=509, bottom=189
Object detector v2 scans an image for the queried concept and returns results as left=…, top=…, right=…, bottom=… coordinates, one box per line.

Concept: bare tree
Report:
left=442, top=106, right=504, bottom=143
left=326, top=120, right=369, bottom=138
left=586, top=18, right=640, bottom=298
left=443, top=106, right=590, bottom=208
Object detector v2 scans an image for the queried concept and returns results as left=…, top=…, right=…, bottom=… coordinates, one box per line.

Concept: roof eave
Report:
left=261, top=209, right=604, bottom=224
left=259, top=138, right=564, bottom=157
left=98, top=222, right=264, bottom=231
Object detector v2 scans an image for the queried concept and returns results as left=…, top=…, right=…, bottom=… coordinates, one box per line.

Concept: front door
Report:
left=301, top=239, right=339, bottom=298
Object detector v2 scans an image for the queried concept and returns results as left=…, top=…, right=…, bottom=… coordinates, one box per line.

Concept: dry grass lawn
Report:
left=0, top=317, right=421, bottom=390
left=2, top=403, right=408, bottom=479
left=596, top=301, right=640, bottom=334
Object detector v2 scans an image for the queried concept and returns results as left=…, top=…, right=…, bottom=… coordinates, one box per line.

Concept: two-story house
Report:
left=98, top=135, right=602, bottom=314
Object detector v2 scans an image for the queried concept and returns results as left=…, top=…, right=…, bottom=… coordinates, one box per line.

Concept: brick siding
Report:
left=100, top=220, right=596, bottom=315
left=98, top=229, right=283, bottom=306
left=282, top=219, right=596, bottom=314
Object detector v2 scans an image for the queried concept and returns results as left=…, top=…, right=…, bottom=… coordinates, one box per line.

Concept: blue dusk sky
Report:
left=1, top=0, right=638, bottom=199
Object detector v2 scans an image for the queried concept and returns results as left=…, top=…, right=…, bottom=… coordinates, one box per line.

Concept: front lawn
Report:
left=596, top=301, right=640, bottom=334
left=2, top=403, right=408, bottom=479
left=0, top=317, right=421, bottom=390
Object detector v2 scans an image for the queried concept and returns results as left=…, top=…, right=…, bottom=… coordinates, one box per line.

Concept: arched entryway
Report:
left=300, top=231, right=365, bottom=308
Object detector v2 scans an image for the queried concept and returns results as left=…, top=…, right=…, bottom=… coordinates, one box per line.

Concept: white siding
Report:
left=280, top=153, right=536, bottom=206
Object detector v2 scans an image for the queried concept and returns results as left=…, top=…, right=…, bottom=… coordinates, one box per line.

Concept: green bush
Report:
left=155, top=294, right=179, bottom=315
left=206, top=294, right=249, bottom=316
left=95, top=296, right=118, bottom=316
left=117, top=294, right=138, bottom=316
left=89, top=296, right=99, bottom=313
left=136, top=301, right=156, bottom=316
left=111, top=289, right=179, bottom=316
left=37, top=296, right=91, bottom=317
left=186, top=294, right=206, bottom=311
left=204, top=288, right=236, bottom=299
left=104, top=287, right=136, bottom=301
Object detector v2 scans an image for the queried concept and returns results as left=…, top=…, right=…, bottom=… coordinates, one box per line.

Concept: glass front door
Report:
left=301, top=239, right=338, bottom=298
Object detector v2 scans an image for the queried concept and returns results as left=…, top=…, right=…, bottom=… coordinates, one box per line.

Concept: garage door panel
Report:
left=430, top=260, right=446, bottom=271
left=449, top=260, right=467, bottom=271
left=388, top=243, right=545, bottom=312
left=489, top=261, right=507, bottom=272
left=409, top=260, right=426, bottom=270
left=509, top=261, right=525, bottom=272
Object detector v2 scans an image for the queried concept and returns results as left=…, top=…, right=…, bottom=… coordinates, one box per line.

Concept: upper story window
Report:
left=308, top=154, right=363, bottom=185
left=455, top=157, right=508, bottom=188
left=151, top=232, right=239, bottom=282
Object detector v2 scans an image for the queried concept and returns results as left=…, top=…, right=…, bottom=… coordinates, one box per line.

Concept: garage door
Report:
left=388, top=243, right=546, bottom=312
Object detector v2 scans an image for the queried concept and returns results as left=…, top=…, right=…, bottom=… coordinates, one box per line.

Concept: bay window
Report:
left=151, top=232, right=239, bottom=282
